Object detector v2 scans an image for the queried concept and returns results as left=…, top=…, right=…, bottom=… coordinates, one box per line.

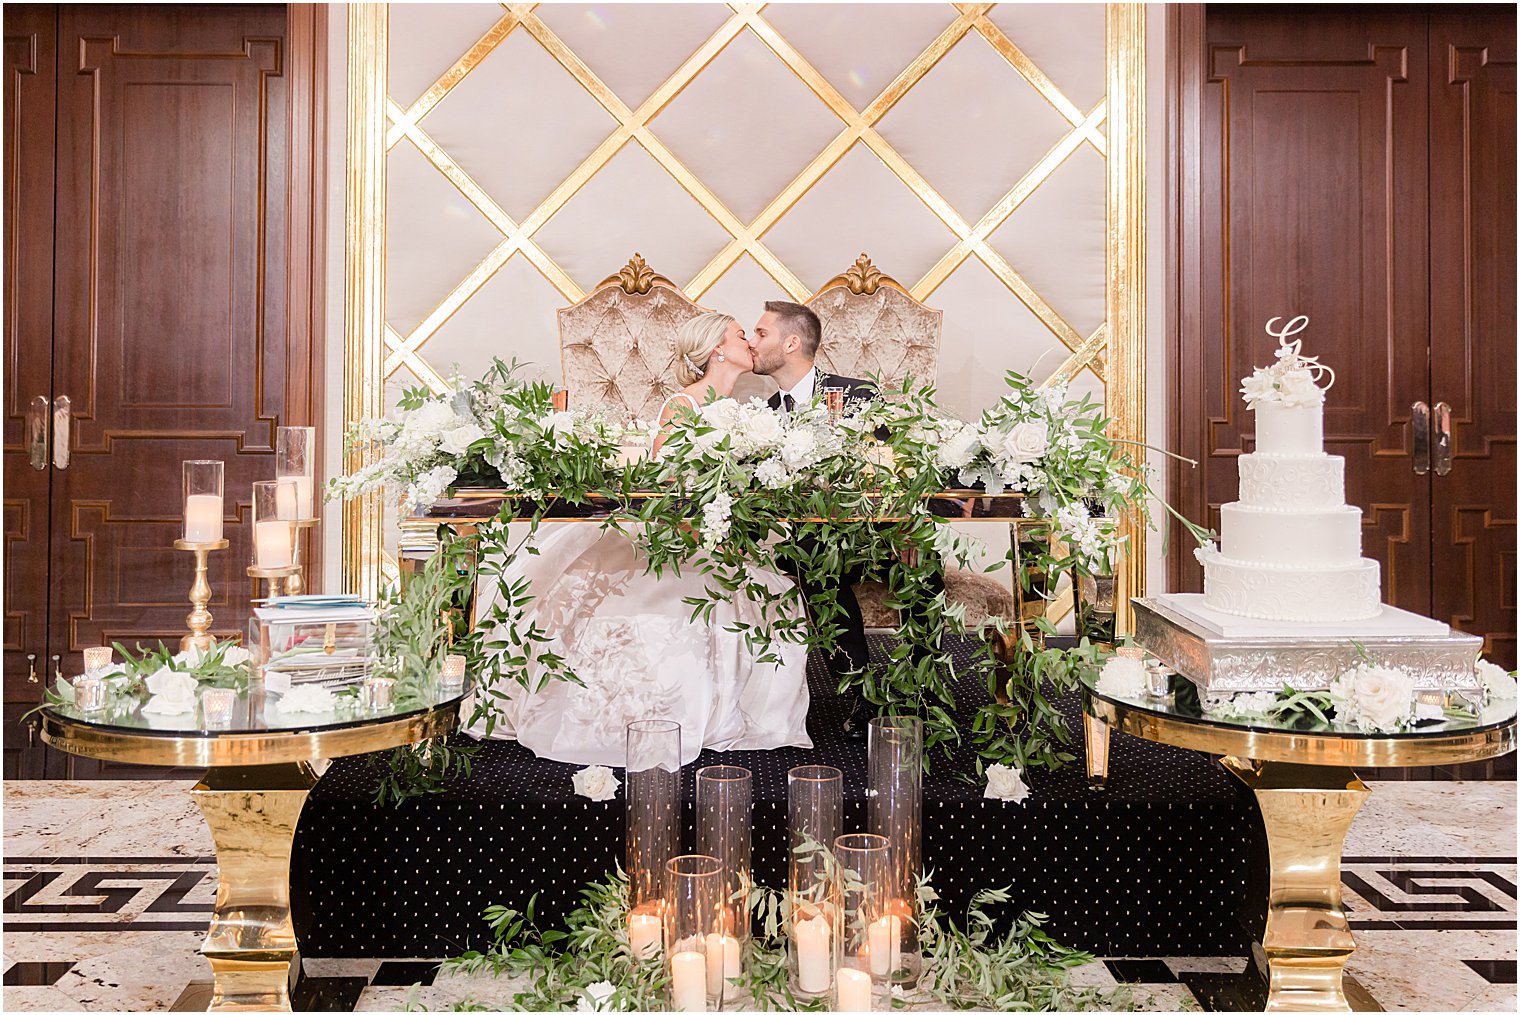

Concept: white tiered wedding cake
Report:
left=1194, top=318, right=1381, bottom=623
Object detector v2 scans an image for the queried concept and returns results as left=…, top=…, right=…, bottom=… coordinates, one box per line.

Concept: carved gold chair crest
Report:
left=557, top=254, right=708, bottom=421
left=808, top=253, right=941, bottom=389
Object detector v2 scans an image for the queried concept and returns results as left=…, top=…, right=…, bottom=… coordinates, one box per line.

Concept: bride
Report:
left=467, top=312, right=812, bottom=766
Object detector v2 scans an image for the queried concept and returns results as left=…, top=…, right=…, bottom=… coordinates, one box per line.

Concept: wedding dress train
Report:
left=466, top=520, right=813, bottom=767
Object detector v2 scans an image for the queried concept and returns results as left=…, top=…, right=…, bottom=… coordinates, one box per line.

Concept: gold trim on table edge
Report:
left=40, top=702, right=460, bottom=768
left=1085, top=687, right=1517, bottom=769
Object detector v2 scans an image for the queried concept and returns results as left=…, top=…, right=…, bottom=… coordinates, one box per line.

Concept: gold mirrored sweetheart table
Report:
left=1083, top=676, right=1516, bottom=1013
left=41, top=681, right=468, bottom=1012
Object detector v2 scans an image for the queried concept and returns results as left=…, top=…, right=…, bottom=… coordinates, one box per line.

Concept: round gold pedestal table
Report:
left=41, top=681, right=467, bottom=1012
left=1083, top=677, right=1515, bottom=1014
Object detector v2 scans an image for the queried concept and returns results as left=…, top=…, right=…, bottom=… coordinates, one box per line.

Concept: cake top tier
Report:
left=1241, top=315, right=1336, bottom=409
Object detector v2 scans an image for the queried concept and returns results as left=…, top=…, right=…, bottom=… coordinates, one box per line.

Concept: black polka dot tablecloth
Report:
left=291, top=637, right=1259, bottom=958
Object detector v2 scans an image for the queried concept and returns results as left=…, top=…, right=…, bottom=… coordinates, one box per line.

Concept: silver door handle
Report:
left=1433, top=401, right=1452, bottom=476
left=1412, top=401, right=1430, bottom=475
left=27, top=396, right=48, bottom=470
left=52, top=396, right=71, bottom=469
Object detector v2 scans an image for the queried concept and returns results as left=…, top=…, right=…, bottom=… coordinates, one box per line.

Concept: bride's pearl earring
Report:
left=718, top=350, right=725, bottom=362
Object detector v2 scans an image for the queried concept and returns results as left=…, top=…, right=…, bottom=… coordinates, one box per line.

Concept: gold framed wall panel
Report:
left=345, top=2, right=1148, bottom=602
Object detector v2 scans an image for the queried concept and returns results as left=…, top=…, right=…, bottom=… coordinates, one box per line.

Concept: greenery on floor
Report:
left=406, top=868, right=1132, bottom=1012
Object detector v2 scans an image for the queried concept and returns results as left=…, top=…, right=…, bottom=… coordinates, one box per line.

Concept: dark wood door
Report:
left=48, top=4, right=289, bottom=673
left=3, top=6, right=58, bottom=776
left=1173, top=8, right=1516, bottom=670
left=1428, top=11, right=1517, bottom=668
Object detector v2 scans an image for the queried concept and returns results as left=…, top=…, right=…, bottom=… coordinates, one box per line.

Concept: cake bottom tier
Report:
left=1195, top=546, right=1381, bottom=622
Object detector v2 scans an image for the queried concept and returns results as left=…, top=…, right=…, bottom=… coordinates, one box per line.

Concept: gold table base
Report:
left=1223, top=758, right=1379, bottom=1013
left=193, top=763, right=320, bottom=1012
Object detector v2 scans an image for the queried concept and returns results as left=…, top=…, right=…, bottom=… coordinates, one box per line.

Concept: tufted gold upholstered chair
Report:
left=806, top=254, right=1019, bottom=634
left=557, top=254, right=708, bottom=421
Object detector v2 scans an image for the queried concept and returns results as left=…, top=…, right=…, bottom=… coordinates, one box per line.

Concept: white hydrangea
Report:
left=935, top=424, right=981, bottom=470
left=754, top=458, right=791, bottom=489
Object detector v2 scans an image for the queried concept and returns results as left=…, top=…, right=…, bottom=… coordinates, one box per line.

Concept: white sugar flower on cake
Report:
left=1239, top=315, right=1336, bottom=408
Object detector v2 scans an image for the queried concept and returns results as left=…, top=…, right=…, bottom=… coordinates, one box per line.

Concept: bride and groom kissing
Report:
left=470, top=301, right=940, bottom=767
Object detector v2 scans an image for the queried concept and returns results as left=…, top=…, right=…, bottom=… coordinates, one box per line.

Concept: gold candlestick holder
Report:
left=285, top=518, right=321, bottom=596
left=248, top=564, right=300, bottom=602
left=174, top=538, right=230, bottom=653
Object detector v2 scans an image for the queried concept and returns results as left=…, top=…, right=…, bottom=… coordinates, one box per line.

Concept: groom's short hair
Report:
left=764, top=300, right=821, bottom=359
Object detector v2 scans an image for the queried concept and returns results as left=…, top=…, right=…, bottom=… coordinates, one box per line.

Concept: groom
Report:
left=748, top=301, right=942, bottom=738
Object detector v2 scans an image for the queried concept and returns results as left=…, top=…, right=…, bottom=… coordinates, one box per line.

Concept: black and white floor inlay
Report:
left=3, top=779, right=1514, bottom=1012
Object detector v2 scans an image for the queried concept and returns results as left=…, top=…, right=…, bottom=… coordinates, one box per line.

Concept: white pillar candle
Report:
left=704, top=933, right=740, bottom=996
left=184, top=493, right=223, bottom=542
left=670, top=951, right=707, bottom=1012
left=867, top=915, right=901, bottom=978
left=837, top=967, right=872, bottom=1011
left=629, top=911, right=662, bottom=960
left=254, top=519, right=292, bottom=568
left=794, top=913, right=832, bottom=994
left=275, top=482, right=298, bottom=520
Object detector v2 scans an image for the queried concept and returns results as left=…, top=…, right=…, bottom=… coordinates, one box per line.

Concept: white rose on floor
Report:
left=573, top=765, right=620, bottom=802
left=1001, top=420, right=1050, bottom=463
left=438, top=422, right=485, bottom=455
left=275, top=684, right=337, bottom=714
left=983, top=763, right=1029, bottom=803
left=577, top=980, right=619, bottom=1012
left=1329, top=663, right=1415, bottom=732
left=1097, top=656, right=1147, bottom=699
left=1477, top=659, right=1517, bottom=702
left=142, top=667, right=199, bottom=714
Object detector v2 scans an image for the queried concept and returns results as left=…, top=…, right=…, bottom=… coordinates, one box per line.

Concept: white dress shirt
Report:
left=778, top=367, right=818, bottom=412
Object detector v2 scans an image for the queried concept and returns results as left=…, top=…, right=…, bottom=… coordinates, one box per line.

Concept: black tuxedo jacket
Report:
left=765, top=372, right=876, bottom=411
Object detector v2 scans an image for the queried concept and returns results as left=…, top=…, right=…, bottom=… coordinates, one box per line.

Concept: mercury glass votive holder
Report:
left=696, top=765, right=752, bottom=955
left=834, top=833, right=894, bottom=991
left=1145, top=661, right=1172, bottom=699
left=82, top=646, right=113, bottom=675
left=665, top=854, right=728, bottom=1012
left=868, top=716, right=922, bottom=987
left=361, top=676, right=395, bottom=711
left=440, top=653, right=466, bottom=692
left=788, top=765, right=842, bottom=997
left=73, top=675, right=107, bottom=714
left=627, top=720, right=681, bottom=923
left=202, top=686, right=236, bottom=727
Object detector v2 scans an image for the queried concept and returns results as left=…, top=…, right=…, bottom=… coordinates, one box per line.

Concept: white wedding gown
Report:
left=466, top=401, right=812, bottom=766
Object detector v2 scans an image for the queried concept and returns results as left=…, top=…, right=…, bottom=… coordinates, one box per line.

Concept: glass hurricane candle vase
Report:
left=627, top=720, right=681, bottom=957
left=251, top=480, right=296, bottom=570
left=274, top=426, right=317, bottom=520
left=868, top=716, right=922, bottom=987
left=787, top=765, right=843, bottom=998
left=182, top=460, right=224, bottom=544
left=664, top=854, right=731, bottom=1012
left=696, top=765, right=752, bottom=956
left=834, top=833, right=894, bottom=996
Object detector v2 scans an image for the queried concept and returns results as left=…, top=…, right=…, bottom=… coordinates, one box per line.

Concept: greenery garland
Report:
left=336, top=360, right=1209, bottom=783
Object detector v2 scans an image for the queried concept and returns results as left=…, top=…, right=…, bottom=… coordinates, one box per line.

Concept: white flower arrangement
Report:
left=141, top=668, right=200, bottom=714
left=1239, top=316, right=1335, bottom=409
left=1096, top=655, right=1146, bottom=699
left=572, top=765, right=620, bottom=802
left=1201, top=690, right=1280, bottom=720
left=1327, top=662, right=1416, bottom=733
left=274, top=684, right=338, bottom=714
left=1477, top=659, right=1516, bottom=704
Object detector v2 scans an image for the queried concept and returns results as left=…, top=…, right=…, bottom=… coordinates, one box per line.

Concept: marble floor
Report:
left=2, top=779, right=1515, bottom=1012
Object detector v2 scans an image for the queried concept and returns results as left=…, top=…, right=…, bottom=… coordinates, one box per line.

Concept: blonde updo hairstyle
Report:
left=673, top=312, right=736, bottom=387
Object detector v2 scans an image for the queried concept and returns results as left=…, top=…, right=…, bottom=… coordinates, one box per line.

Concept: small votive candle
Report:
left=202, top=687, right=236, bottom=727
left=629, top=908, right=663, bottom=960
left=440, top=653, right=466, bottom=690
left=794, top=913, right=832, bottom=994
left=837, top=966, right=873, bottom=1012
left=73, top=675, right=106, bottom=713
left=1145, top=661, right=1172, bottom=698
left=361, top=676, right=395, bottom=711
left=82, top=647, right=113, bottom=674
left=670, top=950, right=707, bottom=1012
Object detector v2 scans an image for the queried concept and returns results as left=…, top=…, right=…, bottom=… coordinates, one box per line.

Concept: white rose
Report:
left=572, top=765, right=619, bottom=802
left=541, top=411, right=576, bottom=441
left=1001, top=421, right=1049, bottom=463
left=983, top=763, right=1029, bottom=803
left=577, top=981, right=619, bottom=1012
left=742, top=408, right=785, bottom=449
left=142, top=667, right=199, bottom=714
left=1477, top=659, right=1517, bottom=702
left=275, top=684, right=337, bottom=714
left=439, top=423, right=486, bottom=455
left=1330, top=663, right=1414, bottom=732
